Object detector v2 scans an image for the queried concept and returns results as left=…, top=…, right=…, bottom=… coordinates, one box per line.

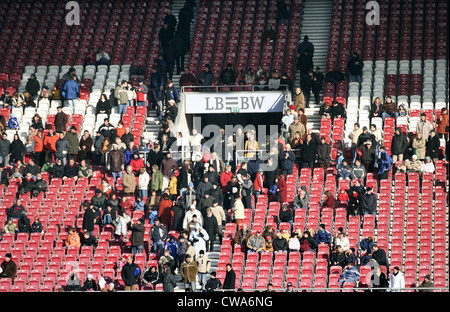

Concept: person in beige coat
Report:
left=180, top=254, right=199, bottom=292
left=210, top=200, right=226, bottom=244
left=416, top=113, right=434, bottom=141
left=412, top=133, right=426, bottom=160
left=406, top=155, right=423, bottom=173
left=122, top=165, right=136, bottom=196
left=231, top=193, right=245, bottom=227
left=289, top=116, right=306, bottom=141
left=293, top=87, right=306, bottom=111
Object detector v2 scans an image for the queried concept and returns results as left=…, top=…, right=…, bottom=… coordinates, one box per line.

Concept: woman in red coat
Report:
left=277, top=173, right=287, bottom=203
left=437, top=107, right=449, bottom=141
left=158, top=193, right=173, bottom=227
left=254, top=169, right=265, bottom=199
left=130, top=153, right=145, bottom=175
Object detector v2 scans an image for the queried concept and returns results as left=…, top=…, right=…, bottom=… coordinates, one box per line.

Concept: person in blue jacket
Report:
left=338, top=262, right=361, bottom=286
left=315, top=223, right=332, bottom=245
left=62, top=75, right=80, bottom=111
left=281, top=144, right=296, bottom=177
left=360, top=235, right=375, bottom=254
left=376, top=145, right=393, bottom=182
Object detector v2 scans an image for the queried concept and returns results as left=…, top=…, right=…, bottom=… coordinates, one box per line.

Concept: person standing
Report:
left=136, top=78, right=148, bottom=107
left=347, top=52, right=364, bottom=85
left=62, top=75, right=80, bottom=111
left=300, top=70, right=313, bottom=108
left=25, top=74, right=41, bottom=100
left=223, top=263, right=236, bottom=291
left=312, top=67, right=324, bottom=105
left=196, top=250, right=211, bottom=291
left=150, top=218, right=168, bottom=256
left=391, top=127, right=408, bottom=163
left=129, top=218, right=145, bottom=256
left=180, top=254, right=198, bottom=292
left=0, top=132, right=10, bottom=167
left=121, top=256, right=141, bottom=291
left=65, top=125, right=79, bottom=162
left=389, top=266, right=405, bottom=292
left=162, top=264, right=177, bottom=292
left=55, top=132, right=70, bottom=166
left=114, top=80, right=129, bottom=116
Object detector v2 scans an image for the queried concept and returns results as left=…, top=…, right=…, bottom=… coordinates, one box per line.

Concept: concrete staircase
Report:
left=142, top=0, right=198, bottom=146
left=295, top=0, right=333, bottom=132
left=169, top=0, right=198, bottom=90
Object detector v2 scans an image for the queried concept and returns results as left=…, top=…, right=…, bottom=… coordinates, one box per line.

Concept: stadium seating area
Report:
left=187, top=0, right=301, bottom=79
left=0, top=0, right=448, bottom=292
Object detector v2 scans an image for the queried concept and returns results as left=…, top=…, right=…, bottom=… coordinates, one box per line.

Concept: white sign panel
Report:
left=184, top=92, right=286, bottom=114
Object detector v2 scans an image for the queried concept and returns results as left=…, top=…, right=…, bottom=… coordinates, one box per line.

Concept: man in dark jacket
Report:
left=203, top=208, right=219, bottom=252
left=219, top=63, right=236, bottom=85
left=55, top=132, right=70, bottom=165
left=121, top=255, right=141, bottom=291
left=82, top=204, right=96, bottom=235
left=297, top=49, right=314, bottom=77
left=25, top=74, right=41, bottom=100
left=317, top=136, right=331, bottom=169
left=301, top=134, right=318, bottom=169
left=315, top=224, right=332, bottom=245
left=358, top=139, right=376, bottom=173
left=150, top=218, right=168, bottom=256
left=391, top=127, right=408, bottom=163
left=0, top=133, right=10, bottom=167
left=205, top=271, right=222, bottom=292
left=162, top=265, right=177, bottom=292
left=17, top=211, right=31, bottom=233
left=329, top=245, right=346, bottom=268
left=299, top=71, right=313, bottom=108
left=372, top=244, right=388, bottom=266
left=19, top=173, right=35, bottom=195
left=24, top=158, right=40, bottom=177
left=129, top=218, right=145, bottom=256
left=0, top=253, right=17, bottom=280
left=159, top=23, right=173, bottom=57
left=32, top=173, right=47, bottom=197
left=426, top=130, right=440, bottom=161
left=362, top=187, right=377, bottom=216
left=63, top=158, right=79, bottom=179
left=273, top=231, right=289, bottom=252
left=223, top=263, right=236, bottom=290
left=54, top=106, right=69, bottom=133
left=197, top=64, right=216, bottom=89
left=297, top=35, right=315, bottom=58
left=347, top=51, right=364, bottom=85
left=107, top=144, right=125, bottom=182
left=281, top=148, right=296, bottom=177
left=312, top=67, right=324, bottom=105
left=79, top=229, right=97, bottom=247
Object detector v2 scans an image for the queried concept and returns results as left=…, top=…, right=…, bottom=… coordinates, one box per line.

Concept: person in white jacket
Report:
left=183, top=204, right=204, bottom=230
left=334, top=232, right=350, bottom=252
left=138, top=167, right=150, bottom=198
left=189, top=223, right=209, bottom=259
left=114, top=210, right=130, bottom=240
left=389, top=266, right=405, bottom=292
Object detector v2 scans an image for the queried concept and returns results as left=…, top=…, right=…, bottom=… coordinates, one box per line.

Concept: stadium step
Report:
left=169, top=0, right=198, bottom=90
left=295, top=0, right=333, bottom=132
